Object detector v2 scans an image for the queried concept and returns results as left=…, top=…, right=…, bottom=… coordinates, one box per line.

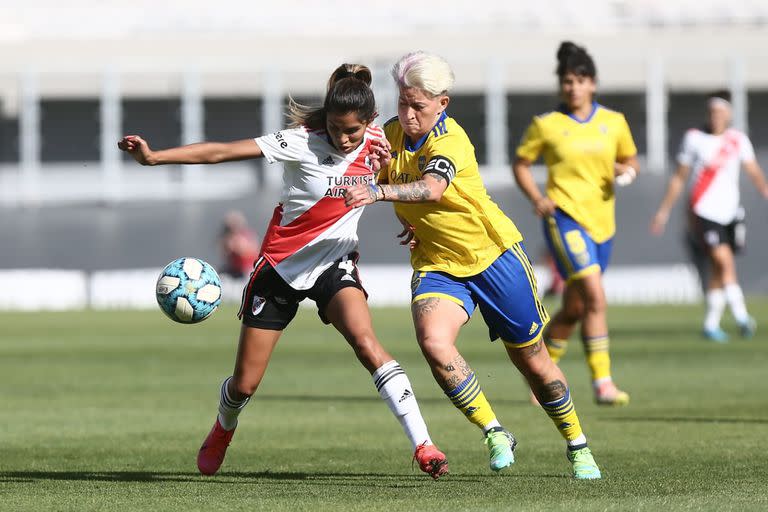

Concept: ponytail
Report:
left=288, top=63, right=376, bottom=130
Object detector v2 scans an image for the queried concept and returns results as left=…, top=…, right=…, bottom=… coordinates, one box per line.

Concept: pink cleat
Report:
left=413, top=442, right=449, bottom=480
left=594, top=381, right=630, bottom=406
left=197, top=419, right=236, bottom=476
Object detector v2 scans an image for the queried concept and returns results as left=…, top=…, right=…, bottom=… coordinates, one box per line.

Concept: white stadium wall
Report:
left=0, top=265, right=702, bottom=312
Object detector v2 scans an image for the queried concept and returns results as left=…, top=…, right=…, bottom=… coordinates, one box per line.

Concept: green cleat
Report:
left=567, top=447, right=602, bottom=480
left=484, top=427, right=516, bottom=472
left=739, top=316, right=757, bottom=339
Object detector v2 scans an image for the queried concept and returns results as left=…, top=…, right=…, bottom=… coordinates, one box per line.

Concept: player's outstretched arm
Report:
left=743, top=160, right=768, bottom=199
left=512, top=157, right=555, bottom=218
left=117, top=136, right=263, bottom=166
left=650, top=163, right=690, bottom=235
left=344, top=174, right=448, bottom=208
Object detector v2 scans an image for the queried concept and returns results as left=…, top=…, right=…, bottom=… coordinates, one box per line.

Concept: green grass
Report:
left=1, top=300, right=767, bottom=511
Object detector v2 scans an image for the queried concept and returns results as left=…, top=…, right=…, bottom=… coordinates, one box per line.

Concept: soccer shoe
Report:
left=413, top=442, right=449, bottom=480
left=567, top=447, right=602, bottom=480
left=484, top=427, right=517, bottom=472
left=703, top=327, right=729, bottom=343
left=594, top=381, right=630, bottom=406
left=197, top=418, right=236, bottom=476
left=739, top=317, right=757, bottom=339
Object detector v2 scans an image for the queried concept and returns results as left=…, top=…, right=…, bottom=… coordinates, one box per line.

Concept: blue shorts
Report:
left=411, top=243, right=549, bottom=347
left=542, top=209, right=613, bottom=282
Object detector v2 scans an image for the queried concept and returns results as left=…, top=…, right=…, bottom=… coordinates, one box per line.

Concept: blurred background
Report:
left=1, top=0, right=767, bottom=310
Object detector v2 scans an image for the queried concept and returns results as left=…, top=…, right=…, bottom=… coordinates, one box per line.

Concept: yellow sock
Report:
left=540, top=388, right=584, bottom=444
left=445, top=372, right=497, bottom=430
left=545, top=337, right=569, bottom=364
left=583, top=335, right=611, bottom=381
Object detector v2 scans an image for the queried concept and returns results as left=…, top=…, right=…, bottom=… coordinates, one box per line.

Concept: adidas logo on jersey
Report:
left=398, top=389, right=413, bottom=403
left=321, top=155, right=334, bottom=166
left=529, top=322, right=539, bottom=336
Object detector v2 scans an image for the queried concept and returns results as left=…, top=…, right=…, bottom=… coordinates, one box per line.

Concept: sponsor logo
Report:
left=321, top=155, right=334, bottom=166
left=390, top=170, right=418, bottom=184
left=600, top=124, right=608, bottom=134
left=251, top=295, right=266, bottom=316
left=273, top=296, right=289, bottom=305
left=324, top=174, right=374, bottom=198
left=274, top=131, right=288, bottom=149
left=398, top=389, right=413, bottom=403
left=529, top=322, right=539, bottom=336
left=340, top=274, right=356, bottom=283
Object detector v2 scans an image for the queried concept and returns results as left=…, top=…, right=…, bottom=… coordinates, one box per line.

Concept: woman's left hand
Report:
left=368, top=138, right=392, bottom=173
left=344, top=183, right=381, bottom=208
left=614, top=162, right=637, bottom=187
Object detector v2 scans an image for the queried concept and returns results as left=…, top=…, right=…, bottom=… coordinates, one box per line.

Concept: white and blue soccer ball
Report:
left=155, top=257, right=222, bottom=324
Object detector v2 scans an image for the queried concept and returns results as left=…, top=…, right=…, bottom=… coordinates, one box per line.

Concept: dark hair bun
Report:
left=708, top=89, right=731, bottom=103
left=555, top=41, right=596, bottom=79
left=557, top=41, right=583, bottom=64
left=328, top=64, right=372, bottom=90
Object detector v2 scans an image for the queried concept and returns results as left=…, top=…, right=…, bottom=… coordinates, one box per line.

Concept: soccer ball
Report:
left=155, top=257, right=222, bottom=324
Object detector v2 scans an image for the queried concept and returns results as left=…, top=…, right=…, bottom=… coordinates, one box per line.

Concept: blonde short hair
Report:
left=391, top=51, right=455, bottom=97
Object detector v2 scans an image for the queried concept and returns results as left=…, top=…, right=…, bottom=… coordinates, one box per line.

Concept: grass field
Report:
left=1, top=300, right=767, bottom=511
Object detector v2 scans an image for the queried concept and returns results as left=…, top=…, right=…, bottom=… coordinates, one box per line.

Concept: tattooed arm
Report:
left=344, top=154, right=457, bottom=208
left=344, top=173, right=448, bottom=208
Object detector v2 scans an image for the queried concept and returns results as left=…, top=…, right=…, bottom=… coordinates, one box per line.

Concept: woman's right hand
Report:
left=118, top=135, right=155, bottom=165
left=533, top=197, right=556, bottom=218
left=650, top=210, right=668, bottom=236
left=395, top=216, right=418, bottom=250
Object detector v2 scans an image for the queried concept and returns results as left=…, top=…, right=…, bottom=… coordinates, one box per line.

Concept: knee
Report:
left=417, top=333, right=448, bottom=362
left=348, top=331, right=383, bottom=362
left=230, top=376, right=258, bottom=398
left=582, top=291, right=606, bottom=314
left=561, top=302, right=584, bottom=322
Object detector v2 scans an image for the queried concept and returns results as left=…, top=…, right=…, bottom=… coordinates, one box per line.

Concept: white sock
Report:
left=481, top=420, right=502, bottom=435
left=217, top=376, right=250, bottom=431
left=592, top=376, right=612, bottom=391
left=373, top=360, right=432, bottom=450
left=704, top=288, right=726, bottom=331
left=724, top=283, right=749, bottom=324
left=567, top=434, right=588, bottom=449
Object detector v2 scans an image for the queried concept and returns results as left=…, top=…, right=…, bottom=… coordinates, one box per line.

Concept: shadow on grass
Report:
left=255, top=394, right=530, bottom=407
left=0, top=470, right=567, bottom=486
left=602, top=416, right=768, bottom=425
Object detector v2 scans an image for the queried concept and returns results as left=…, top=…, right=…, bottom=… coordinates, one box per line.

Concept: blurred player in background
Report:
left=651, top=90, right=768, bottom=342
left=513, top=41, right=638, bottom=406
left=118, top=64, right=448, bottom=479
left=220, top=210, right=261, bottom=278
left=346, top=51, right=601, bottom=480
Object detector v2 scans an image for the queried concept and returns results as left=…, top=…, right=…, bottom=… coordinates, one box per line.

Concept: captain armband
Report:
left=423, top=156, right=457, bottom=185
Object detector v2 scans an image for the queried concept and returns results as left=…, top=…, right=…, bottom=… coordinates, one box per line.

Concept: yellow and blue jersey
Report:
left=516, top=103, right=637, bottom=243
left=382, top=112, right=523, bottom=277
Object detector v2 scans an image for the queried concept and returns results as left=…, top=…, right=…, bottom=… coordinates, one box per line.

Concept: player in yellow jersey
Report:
left=345, top=51, right=601, bottom=480
left=513, top=42, right=639, bottom=406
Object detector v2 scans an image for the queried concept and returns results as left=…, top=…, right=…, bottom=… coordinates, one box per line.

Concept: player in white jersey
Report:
left=118, top=64, right=448, bottom=479
left=652, top=90, right=768, bottom=341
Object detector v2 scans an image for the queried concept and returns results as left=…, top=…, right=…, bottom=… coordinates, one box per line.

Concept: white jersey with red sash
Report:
left=254, top=125, right=382, bottom=289
left=677, top=128, right=756, bottom=225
